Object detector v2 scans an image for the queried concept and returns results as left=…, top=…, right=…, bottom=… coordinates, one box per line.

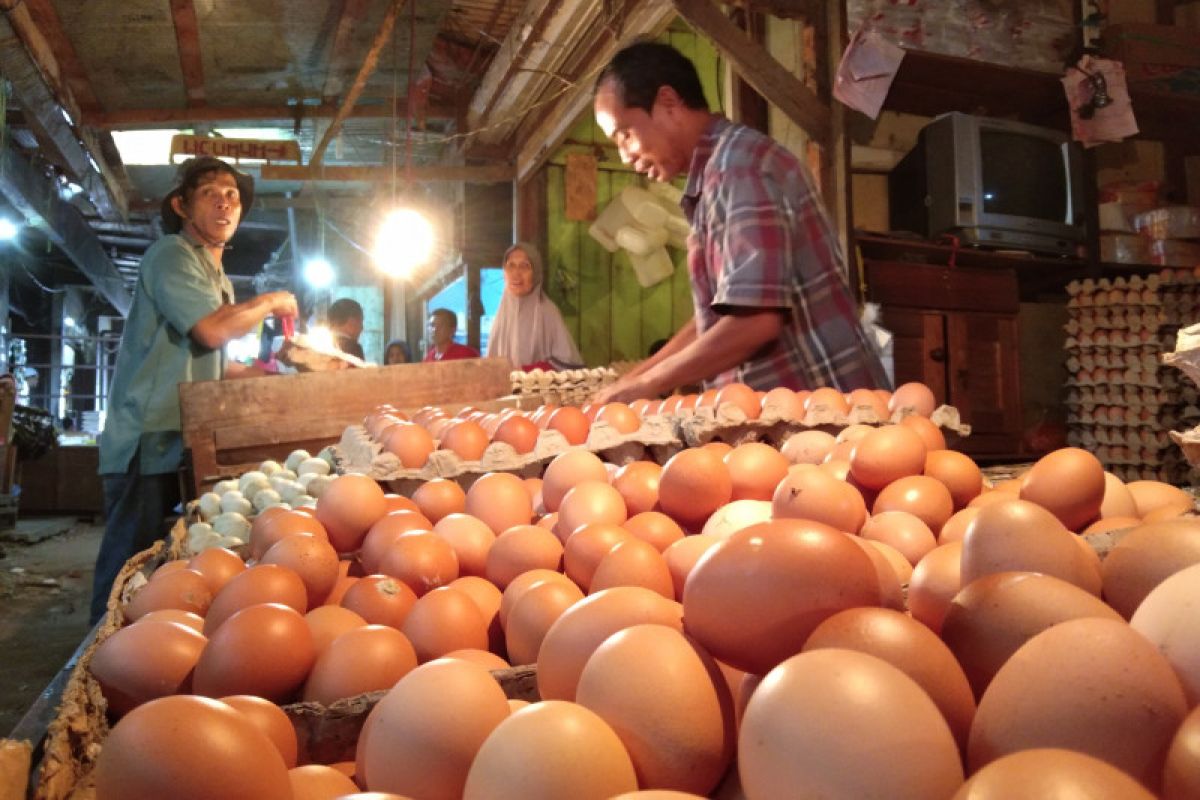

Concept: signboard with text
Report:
left=170, top=135, right=302, bottom=164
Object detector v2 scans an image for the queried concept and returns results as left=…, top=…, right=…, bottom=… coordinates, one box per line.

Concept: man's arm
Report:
left=622, top=318, right=697, bottom=381
left=595, top=310, right=782, bottom=403
left=190, top=291, right=298, bottom=350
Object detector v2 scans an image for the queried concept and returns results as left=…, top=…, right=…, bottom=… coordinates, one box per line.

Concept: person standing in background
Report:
left=486, top=242, right=582, bottom=371
left=327, top=297, right=365, bottom=360
left=93, top=156, right=297, bottom=623
left=384, top=339, right=411, bottom=365
left=423, top=308, right=479, bottom=362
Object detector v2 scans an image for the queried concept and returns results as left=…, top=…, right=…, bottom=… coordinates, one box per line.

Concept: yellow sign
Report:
left=170, top=135, right=302, bottom=164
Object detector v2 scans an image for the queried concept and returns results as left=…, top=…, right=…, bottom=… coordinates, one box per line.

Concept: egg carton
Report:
left=1067, top=408, right=1166, bottom=428
left=1063, top=341, right=1163, bottom=356
left=1066, top=425, right=1172, bottom=449
left=1065, top=353, right=1162, bottom=373
left=508, top=366, right=620, bottom=401
left=1064, top=367, right=1166, bottom=388
left=1064, top=386, right=1173, bottom=406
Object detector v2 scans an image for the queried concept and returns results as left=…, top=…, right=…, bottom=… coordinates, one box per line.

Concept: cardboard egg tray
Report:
left=335, top=401, right=973, bottom=493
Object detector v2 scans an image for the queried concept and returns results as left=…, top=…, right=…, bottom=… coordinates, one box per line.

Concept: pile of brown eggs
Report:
left=84, top=385, right=1200, bottom=799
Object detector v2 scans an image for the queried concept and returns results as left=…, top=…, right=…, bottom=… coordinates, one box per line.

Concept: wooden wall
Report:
left=540, top=26, right=723, bottom=367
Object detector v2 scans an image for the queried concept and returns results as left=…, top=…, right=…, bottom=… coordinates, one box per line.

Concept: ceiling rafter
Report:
left=169, top=0, right=207, bottom=106
left=260, top=163, right=513, bottom=183
left=83, top=101, right=457, bottom=129
left=21, top=0, right=101, bottom=113
left=322, top=0, right=373, bottom=102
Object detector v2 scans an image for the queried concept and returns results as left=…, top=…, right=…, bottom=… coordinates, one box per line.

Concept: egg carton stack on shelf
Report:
left=508, top=364, right=637, bottom=406
left=1064, top=272, right=1200, bottom=484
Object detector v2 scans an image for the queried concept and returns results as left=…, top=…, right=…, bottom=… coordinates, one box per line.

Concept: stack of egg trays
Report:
left=1063, top=270, right=1200, bottom=484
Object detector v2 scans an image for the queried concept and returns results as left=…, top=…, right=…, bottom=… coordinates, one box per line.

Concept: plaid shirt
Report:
left=681, top=116, right=890, bottom=392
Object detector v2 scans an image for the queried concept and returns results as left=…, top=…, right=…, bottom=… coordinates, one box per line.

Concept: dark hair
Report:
left=328, top=297, right=364, bottom=325
left=385, top=339, right=411, bottom=363
left=160, top=156, right=255, bottom=235
left=430, top=308, right=457, bottom=328
left=595, top=41, right=709, bottom=113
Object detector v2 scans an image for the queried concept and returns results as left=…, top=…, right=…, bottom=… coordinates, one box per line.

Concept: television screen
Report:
left=979, top=130, right=1067, bottom=223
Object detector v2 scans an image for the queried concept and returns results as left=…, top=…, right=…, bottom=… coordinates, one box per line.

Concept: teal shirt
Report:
left=98, top=232, right=233, bottom=476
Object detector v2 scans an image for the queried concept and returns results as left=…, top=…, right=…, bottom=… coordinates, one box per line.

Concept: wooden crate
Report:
left=179, top=358, right=512, bottom=494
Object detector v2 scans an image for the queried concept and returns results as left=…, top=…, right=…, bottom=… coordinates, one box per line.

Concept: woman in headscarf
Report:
left=487, top=242, right=582, bottom=370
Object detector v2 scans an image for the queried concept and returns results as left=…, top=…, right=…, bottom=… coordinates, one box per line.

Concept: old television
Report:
left=889, top=112, right=1086, bottom=257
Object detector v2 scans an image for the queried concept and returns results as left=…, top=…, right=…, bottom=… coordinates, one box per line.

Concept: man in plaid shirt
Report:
left=592, top=42, right=889, bottom=401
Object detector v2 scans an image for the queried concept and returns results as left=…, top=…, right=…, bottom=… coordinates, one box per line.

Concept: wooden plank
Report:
left=864, top=261, right=1019, bottom=314
left=322, top=0, right=372, bottom=102
left=310, top=0, right=406, bottom=169
left=669, top=0, right=831, bottom=143
left=578, top=169, right=613, bottom=367
left=85, top=101, right=457, bottom=128
left=260, top=163, right=515, bottom=183
left=545, top=164, right=582, bottom=354
left=608, top=170, right=643, bottom=362
left=22, top=0, right=100, bottom=113
left=169, top=0, right=206, bottom=106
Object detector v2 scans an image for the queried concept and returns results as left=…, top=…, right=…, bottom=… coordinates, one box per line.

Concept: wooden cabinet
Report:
left=866, top=258, right=1023, bottom=457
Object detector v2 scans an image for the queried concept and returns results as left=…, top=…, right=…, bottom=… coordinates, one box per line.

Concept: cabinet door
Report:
left=880, top=308, right=948, bottom=405
left=947, top=312, right=1022, bottom=456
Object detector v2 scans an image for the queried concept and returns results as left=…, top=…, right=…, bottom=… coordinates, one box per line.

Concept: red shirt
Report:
left=424, top=342, right=480, bottom=362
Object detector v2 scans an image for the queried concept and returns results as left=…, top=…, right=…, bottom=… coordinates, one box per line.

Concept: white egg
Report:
left=297, top=457, right=331, bottom=477
left=219, top=491, right=253, bottom=516
left=212, top=512, right=251, bottom=540
left=306, top=475, right=334, bottom=498
left=317, top=446, right=337, bottom=469
left=296, top=472, right=320, bottom=490
left=238, top=471, right=269, bottom=493
left=259, top=459, right=283, bottom=476
left=274, top=468, right=298, bottom=482
left=285, top=449, right=312, bottom=472
left=217, top=535, right=246, bottom=549
left=292, top=494, right=317, bottom=508
left=186, top=522, right=220, bottom=554
left=251, top=489, right=283, bottom=512
left=213, top=479, right=238, bottom=496
left=196, top=492, right=222, bottom=521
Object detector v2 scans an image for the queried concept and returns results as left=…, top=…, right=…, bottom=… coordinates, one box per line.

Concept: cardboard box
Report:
left=1103, top=24, right=1200, bottom=94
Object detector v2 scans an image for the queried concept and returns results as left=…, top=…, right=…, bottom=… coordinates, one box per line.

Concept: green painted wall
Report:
left=542, top=26, right=724, bottom=367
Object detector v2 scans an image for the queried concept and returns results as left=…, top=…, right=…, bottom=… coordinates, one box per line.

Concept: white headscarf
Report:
left=487, top=242, right=583, bottom=369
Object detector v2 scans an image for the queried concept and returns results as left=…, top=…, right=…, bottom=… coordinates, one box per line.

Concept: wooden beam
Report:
left=169, top=0, right=206, bottom=105
left=22, top=0, right=101, bottom=113
left=322, top=0, right=372, bottom=102
left=310, top=0, right=406, bottom=169
left=84, top=101, right=456, bottom=129
left=513, top=0, right=676, bottom=183
left=670, top=0, right=831, bottom=143
left=260, top=163, right=514, bottom=183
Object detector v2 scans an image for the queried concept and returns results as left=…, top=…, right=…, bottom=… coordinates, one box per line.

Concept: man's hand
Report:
left=262, top=291, right=299, bottom=319
left=594, top=374, right=658, bottom=405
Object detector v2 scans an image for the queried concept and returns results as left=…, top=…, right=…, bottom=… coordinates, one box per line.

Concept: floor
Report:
left=0, top=517, right=100, bottom=737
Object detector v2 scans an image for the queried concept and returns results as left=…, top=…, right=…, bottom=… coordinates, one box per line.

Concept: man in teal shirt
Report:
left=92, top=157, right=297, bottom=622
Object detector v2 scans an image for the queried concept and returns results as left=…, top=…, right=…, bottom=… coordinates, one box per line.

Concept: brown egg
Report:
left=563, top=523, right=632, bottom=589
left=888, top=381, right=937, bottom=416
left=873, top=475, right=955, bottom=534
left=505, top=579, right=585, bottom=666
left=411, top=479, right=466, bottom=523
left=941, top=571, right=1123, bottom=699
left=835, top=423, right=874, bottom=444
left=623, top=511, right=684, bottom=552
left=378, top=530, right=460, bottom=597
left=962, top=498, right=1100, bottom=596
left=462, top=701, right=638, bottom=799
left=138, top=608, right=205, bottom=633
left=193, top=603, right=316, bottom=702
left=187, top=547, right=246, bottom=595
left=125, top=568, right=213, bottom=623
left=1083, top=515, right=1141, bottom=536
left=846, top=537, right=906, bottom=611
left=715, top=383, right=762, bottom=420
left=967, top=490, right=1013, bottom=509
left=596, top=402, right=642, bottom=434
left=722, top=443, right=789, bottom=502
left=251, top=510, right=330, bottom=561
left=804, top=607, right=976, bottom=751
left=220, top=694, right=299, bottom=768
left=1130, top=562, right=1200, bottom=705
left=969, top=618, right=1188, bottom=792
left=760, top=386, right=804, bottom=419
left=432, top=513, right=496, bottom=577
left=772, top=465, right=867, bottom=533
left=261, top=533, right=340, bottom=608
left=402, top=586, right=488, bottom=662
left=340, top=575, right=418, bottom=629
left=304, top=605, right=367, bottom=654
left=148, top=559, right=192, bottom=582
left=1126, top=480, right=1195, bottom=518
left=92, top=695, right=291, bottom=800
left=1165, top=705, right=1200, bottom=800
left=556, top=481, right=628, bottom=540
left=537, top=586, right=683, bottom=701
left=701, top=441, right=733, bottom=459
left=439, top=420, right=488, bottom=461
left=576, top=625, right=736, bottom=794
left=1020, top=447, right=1106, bottom=531
left=357, top=659, right=510, bottom=798
left=657, top=448, right=733, bottom=532
left=360, top=510, right=435, bottom=574
left=805, top=387, right=851, bottom=415
left=303, top=624, right=418, bottom=706
left=1098, top=472, right=1139, bottom=519
left=697, top=388, right=720, bottom=408
left=537, top=512, right=558, bottom=530
left=954, top=748, right=1157, bottom=799
left=846, top=387, right=890, bottom=420
left=546, top=406, right=591, bottom=446
left=542, top=450, right=609, bottom=512
left=382, top=493, right=422, bottom=515
left=908, top=541, right=963, bottom=633
left=612, top=461, right=662, bottom=516
left=465, top=472, right=533, bottom=535
left=859, top=511, right=937, bottom=566
left=204, top=564, right=308, bottom=634
left=447, top=575, right=504, bottom=646
left=486, top=525, right=564, bottom=588
left=316, top=474, right=388, bottom=553
left=249, top=506, right=291, bottom=555
left=498, top=568, right=579, bottom=629
left=443, top=649, right=510, bottom=670
left=923, top=449, right=983, bottom=509
left=939, top=506, right=981, bottom=544
left=682, top=519, right=880, bottom=675
left=899, top=414, right=947, bottom=451
left=589, top=538, right=674, bottom=599
left=739, top=649, right=963, bottom=799
left=492, top=415, right=540, bottom=454
left=780, top=429, right=836, bottom=464
left=662, top=533, right=722, bottom=601
left=864, top=538, right=914, bottom=584
left=90, top=619, right=207, bottom=716
left=382, top=423, right=435, bottom=468
left=289, top=765, right=360, bottom=799
left=849, top=425, right=928, bottom=490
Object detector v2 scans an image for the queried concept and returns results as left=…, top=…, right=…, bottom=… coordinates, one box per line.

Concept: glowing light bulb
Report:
left=374, top=208, right=434, bottom=277
left=0, top=219, right=19, bottom=240
left=307, top=325, right=336, bottom=352
left=303, top=257, right=335, bottom=288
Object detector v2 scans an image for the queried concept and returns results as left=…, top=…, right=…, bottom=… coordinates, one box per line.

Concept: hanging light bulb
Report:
left=373, top=207, right=434, bottom=277
left=303, top=257, right=335, bottom=288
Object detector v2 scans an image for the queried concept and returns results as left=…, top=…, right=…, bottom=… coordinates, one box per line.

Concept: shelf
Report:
left=856, top=233, right=1084, bottom=271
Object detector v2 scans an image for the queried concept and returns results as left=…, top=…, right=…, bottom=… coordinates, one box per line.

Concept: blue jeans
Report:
left=90, top=458, right=181, bottom=624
